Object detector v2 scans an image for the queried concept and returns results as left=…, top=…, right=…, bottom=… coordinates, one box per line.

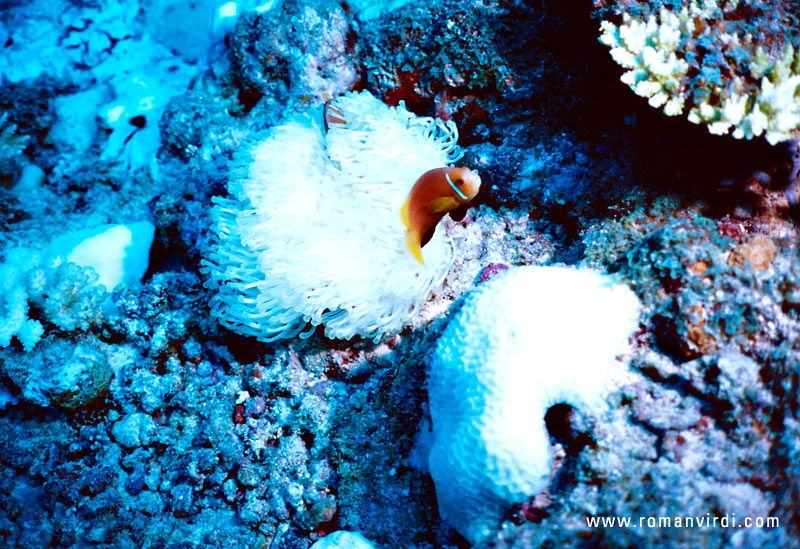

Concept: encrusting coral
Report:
left=226, top=0, right=359, bottom=107
left=598, top=0, right=800, bottom=145
left=202, top=90, right=477, bottom=342
left=428, top=265, right=641, bottom=544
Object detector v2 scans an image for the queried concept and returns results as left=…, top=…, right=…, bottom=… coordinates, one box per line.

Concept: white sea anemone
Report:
left=202, top=91, right=463, bottom=342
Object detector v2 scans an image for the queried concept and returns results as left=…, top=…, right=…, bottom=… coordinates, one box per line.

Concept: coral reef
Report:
left=585, top=204, right=798, bottom=363
left=0, top=113, right=31, bottom=188
left=144, top=0, right=221, bottom=63
left=3, top=336, right=113, bottom=410
left=357, top=0, right=513, bottom=109
left=158, top=86, right=246, bottom=164
left=0, top=0, right=196, bottom=175
left=309, top=531, right=377, bottom=549
left=47, top=221, right=155, bottom=292
left=0, top=249, right=44, bottom=351
left=3, top=0, right=800, bottom=547
left=0, top=222, right=154, bottom=352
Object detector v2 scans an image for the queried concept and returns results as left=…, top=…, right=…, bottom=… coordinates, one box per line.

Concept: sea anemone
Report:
left=202, top=91, right=471, bottom=342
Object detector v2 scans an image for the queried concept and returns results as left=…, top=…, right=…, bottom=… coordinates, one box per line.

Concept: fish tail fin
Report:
left=400, top=196, right=411, bottom=230
left=406, top=229, right=425, bottom=265
left=401, top=197, right=424, bottom=263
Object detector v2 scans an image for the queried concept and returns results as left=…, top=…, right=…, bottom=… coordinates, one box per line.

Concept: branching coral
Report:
left=0, top=249, right=44, bottom=351
left=202, top=91, right=465, bottom=342
left=598, top=0, right=800, bottom=144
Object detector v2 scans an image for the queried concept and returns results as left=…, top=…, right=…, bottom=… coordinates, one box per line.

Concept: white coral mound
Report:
left=428, top=266, right=641, bottom=543
left=309, top=531, right=377, bottom=549
left=202, top=91, right=462, bottom=342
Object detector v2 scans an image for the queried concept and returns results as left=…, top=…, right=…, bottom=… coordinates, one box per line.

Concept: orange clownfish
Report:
left=400, top=167, right=481, bottom=264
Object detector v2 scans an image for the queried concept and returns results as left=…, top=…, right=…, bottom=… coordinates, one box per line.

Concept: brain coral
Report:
left=309, top=531, right=376, bottom=549
left=202, top=91, right=464, bottom=342
left=428, top=265, right=641, bottom=544
left=598, top=0, right=800, bottom=144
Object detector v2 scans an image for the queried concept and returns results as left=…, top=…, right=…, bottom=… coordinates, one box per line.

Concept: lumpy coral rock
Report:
left=428, top=265, right=640, bottom=543
left=358, top=0, right=513, bottom=107
left=202, top=90, right=465, bottom=342
left=2, top=336, right=112, bottom=409
left=728, top=234, right=777, bottom=272
left=228, top=0, right=358, bottom=106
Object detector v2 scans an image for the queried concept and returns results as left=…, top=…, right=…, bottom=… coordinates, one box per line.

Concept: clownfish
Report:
left=400, top=167, right=481, bottom=264
left=324, top=99, right=480, bottom=264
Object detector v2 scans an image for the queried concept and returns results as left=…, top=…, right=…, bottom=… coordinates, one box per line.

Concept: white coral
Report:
left=202, top=91, right=463, bottom=342
left=428, top=266, right=641, bottom=543
left=601, top=10, right=690, bottom=116
left=601, top=2, right=800, bottom=144
left=309, top=531, right=376, bottom=549
left=0, top=222, right=154, bottom=351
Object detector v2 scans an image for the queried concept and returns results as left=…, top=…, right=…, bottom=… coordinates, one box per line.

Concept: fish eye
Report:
left=455, top=179, right=463, bottom=185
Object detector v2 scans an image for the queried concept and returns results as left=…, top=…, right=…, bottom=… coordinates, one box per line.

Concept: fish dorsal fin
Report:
left=428, top=196, right=459, bottom=214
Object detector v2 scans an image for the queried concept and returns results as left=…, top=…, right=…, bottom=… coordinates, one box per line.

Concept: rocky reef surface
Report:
left=1, top=0, right=800, bottom=547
